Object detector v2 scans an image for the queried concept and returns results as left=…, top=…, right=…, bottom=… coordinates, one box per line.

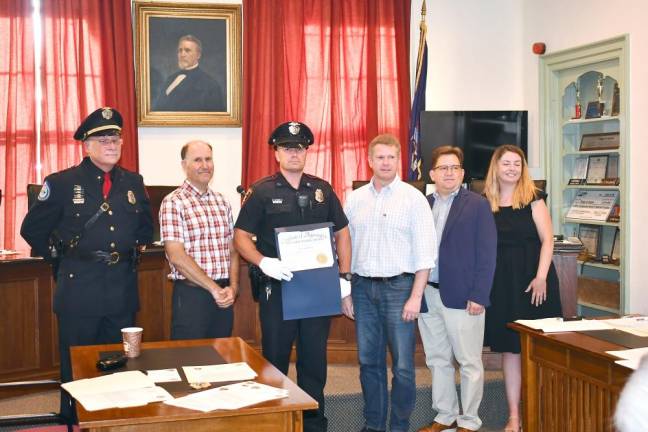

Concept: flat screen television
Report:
left=419, top=111, right=528, bottom=181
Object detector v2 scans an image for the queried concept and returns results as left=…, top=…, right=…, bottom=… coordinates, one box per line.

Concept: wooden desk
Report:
left=70, top=337, right=317, bottom=432
left=511, top=323, right=632, bottom=432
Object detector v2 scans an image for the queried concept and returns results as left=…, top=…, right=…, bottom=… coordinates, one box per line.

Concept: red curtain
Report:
left=40, top=0, right=139, bottom=178
left=0, top=0, right=36, bottom=251
left=242, top=0, right=411, bottom=199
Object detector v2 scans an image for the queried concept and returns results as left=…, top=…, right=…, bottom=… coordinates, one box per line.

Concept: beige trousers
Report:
left=418, top=286, right=486, bottom=431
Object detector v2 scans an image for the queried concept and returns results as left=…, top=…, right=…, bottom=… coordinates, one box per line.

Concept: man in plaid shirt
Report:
left=159, top=140, right=239, bottom=339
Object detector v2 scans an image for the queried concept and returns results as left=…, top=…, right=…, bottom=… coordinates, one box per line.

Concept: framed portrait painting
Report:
left=135, top=2, right=241, bottom=126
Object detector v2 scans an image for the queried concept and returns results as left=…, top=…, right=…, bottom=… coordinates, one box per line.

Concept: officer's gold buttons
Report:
left=97, top=176, right=101, bottom=180
left=108, top=210, right=113, bottom=215
left=110, top=226, right=115, bottom=231
left=69, top=273, right=74, bottom=278
left=75, top=213, right=80, bottom=217
left=110, top=242, right=116, bottom=248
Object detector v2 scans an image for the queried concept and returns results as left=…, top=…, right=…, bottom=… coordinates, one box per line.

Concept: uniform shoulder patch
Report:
left=38, top=181, right=51, bottom=201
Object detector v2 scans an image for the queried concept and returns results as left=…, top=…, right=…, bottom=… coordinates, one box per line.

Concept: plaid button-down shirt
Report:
left=159, top=180, right=233, bottom=280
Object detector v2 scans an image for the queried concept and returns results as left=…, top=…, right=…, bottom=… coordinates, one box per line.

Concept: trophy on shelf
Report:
left=573, top=81, right=582, bottom=119
left=585, top=76, right=605, bottom=119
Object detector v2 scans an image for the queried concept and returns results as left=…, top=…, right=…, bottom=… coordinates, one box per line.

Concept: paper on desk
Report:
left=62, top=370, right=155, bottom=396
left=515, top=317, right=613, bottom=333
left=61, top=370, right=171, bottom=411
left=182, top=362, right=257, bottom=384
left=165, top=381, right=288, bottom=412
left=606, top=347, right=648, bottom=370
left=603, top=317, right=648, bottom=337
left=77, top=385, right=173, bottom=411
left=146, top=368, right=182, bottom=383
left=615, top=359, right=641, bottom=370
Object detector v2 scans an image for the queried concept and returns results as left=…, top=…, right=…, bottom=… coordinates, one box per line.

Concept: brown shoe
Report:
left=417, top=421, right=458, bottom=432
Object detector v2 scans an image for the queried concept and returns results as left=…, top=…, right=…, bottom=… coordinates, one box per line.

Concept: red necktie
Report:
left=103, top=172, right=112, bottom=200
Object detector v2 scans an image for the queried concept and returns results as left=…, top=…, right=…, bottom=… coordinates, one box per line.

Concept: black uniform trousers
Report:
left=171, top=279, right=233, bottom=340
left=260, top=280, right=331, bottom=432
left=57, top=312, right=134, bottom=424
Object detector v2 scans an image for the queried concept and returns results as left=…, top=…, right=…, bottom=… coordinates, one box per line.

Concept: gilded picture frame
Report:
left=135, top=2, right=241, bottom=126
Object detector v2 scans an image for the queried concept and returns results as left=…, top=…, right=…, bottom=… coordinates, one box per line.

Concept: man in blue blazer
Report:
left=417, top=146, right=497, bottom=432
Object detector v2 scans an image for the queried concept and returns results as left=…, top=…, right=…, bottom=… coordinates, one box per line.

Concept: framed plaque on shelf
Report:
left=586, top=155, right=608, bottom=184
left=611, top=228, right=620, bottom=262
left=569, top=157, right=589, bottom=185
left=565, top=190, right=619, bottom=221
left=603, top=154, right=620, bottom=184
left=580, top=132, right=620, bottom=151
left=578, top=224, right=601, bottom=258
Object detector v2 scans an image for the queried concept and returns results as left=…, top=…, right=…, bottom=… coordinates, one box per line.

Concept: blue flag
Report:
left=408, top=12, right=428, bottom=181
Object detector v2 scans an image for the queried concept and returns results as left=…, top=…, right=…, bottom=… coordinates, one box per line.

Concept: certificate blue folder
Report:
left=275, top=222, right=341, bottom=320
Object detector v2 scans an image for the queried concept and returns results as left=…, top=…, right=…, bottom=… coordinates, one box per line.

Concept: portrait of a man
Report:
left=152, top=34, right=225, bottom=112
left=135, top=3, right=241, bottom=126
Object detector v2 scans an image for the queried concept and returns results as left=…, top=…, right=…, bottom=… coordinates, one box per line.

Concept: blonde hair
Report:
left=484, top=145, right=538, bottom=212
left=368, top=133, right=400, bottom=156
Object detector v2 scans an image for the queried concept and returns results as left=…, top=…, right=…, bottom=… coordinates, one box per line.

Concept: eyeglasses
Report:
left=90, top=137, right=121, bottom=146
left=434, top=165, right=462, bottom=173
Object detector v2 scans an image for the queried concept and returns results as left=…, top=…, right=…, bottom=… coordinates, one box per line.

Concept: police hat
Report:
left=268, top=121, right=314, bottom=148
left=73, top=107, right=123, bottom=141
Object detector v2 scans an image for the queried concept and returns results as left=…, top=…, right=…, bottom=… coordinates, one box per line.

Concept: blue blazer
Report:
left=427, top=187, right=497, bottom=309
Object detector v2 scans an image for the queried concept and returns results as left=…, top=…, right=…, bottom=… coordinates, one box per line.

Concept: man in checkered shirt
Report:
left=159, top=140, right=239, bottom=339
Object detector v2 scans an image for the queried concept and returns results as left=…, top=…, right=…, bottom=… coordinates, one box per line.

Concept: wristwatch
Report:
left=339, top=272, right=353, bottom=281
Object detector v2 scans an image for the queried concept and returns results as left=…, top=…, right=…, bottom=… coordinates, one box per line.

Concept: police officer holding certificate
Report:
left=20, top=107, right=153, bottom=424
left=234, top=121, right=351, bottom=432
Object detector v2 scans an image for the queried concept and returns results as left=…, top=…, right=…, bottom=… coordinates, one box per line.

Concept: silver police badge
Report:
left=102, top=108, right=113, bottom=119
left=288, top=122, right=300, bottom=136
left=315, top=188, right=324, bottom=203
left=72, top=185, right=85, bottom=204
left=127, top=190, right=136, bottom=205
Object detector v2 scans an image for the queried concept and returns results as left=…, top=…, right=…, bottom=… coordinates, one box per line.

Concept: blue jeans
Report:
left=352, top=274, right=417, bottom=432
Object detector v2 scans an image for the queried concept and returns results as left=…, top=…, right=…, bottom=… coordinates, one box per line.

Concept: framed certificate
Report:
left=569, top=157, right=589, bottom=185
left=586, top=155, right=608, bottom=184
left=606, top=154, right=619, bottom=179
left=580, top=132, right=620, bottom=151
left=578, top=225, right=601, bottom=258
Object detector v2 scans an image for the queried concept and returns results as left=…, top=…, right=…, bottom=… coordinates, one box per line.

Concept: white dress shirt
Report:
left=344, top=176, right=436, bottom=277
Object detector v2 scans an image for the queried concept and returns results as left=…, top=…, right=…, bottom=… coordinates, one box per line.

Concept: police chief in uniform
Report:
left=20, top=107, right=153, bottom=424
left=234, top=121, right=352, bottom=432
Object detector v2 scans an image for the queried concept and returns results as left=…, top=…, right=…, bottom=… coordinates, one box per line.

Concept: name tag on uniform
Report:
left=272, top=198, right=283, bottom=204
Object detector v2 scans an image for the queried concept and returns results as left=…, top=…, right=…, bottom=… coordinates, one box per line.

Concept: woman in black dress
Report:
left=483, top=145, right=562, bottom=432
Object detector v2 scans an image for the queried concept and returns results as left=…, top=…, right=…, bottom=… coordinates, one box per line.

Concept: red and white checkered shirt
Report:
left=159, top=180, right=233, bottom=280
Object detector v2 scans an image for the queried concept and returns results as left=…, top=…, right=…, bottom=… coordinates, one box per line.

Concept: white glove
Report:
left=259, top=257, right=293, bottom=281
left=340, top=278, right=351, bottom=299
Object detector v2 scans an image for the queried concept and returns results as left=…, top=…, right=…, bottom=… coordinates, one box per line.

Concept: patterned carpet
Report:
left=0, top=365, right=508, bottom=432
left=309, top=365, right=508, bottom=432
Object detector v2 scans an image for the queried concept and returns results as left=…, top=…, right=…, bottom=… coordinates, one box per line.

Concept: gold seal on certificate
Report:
left=316, top=253, right=329, bottom=265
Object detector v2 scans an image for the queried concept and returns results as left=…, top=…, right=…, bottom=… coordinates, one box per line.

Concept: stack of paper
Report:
left=603, top=316, right=648, bottom=337
left=62, top=370, right=172, bottom=411
left=166, top=381, right=288, bottom=412
left=182, top=362, right=257, bottom=384
left=515, top=317, right=613, bottom=333
left=606, top=347, right=648, bottom=370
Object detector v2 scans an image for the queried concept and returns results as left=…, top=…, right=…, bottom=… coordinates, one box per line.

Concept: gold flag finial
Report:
left=415, top=0, right=428, bottom=85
